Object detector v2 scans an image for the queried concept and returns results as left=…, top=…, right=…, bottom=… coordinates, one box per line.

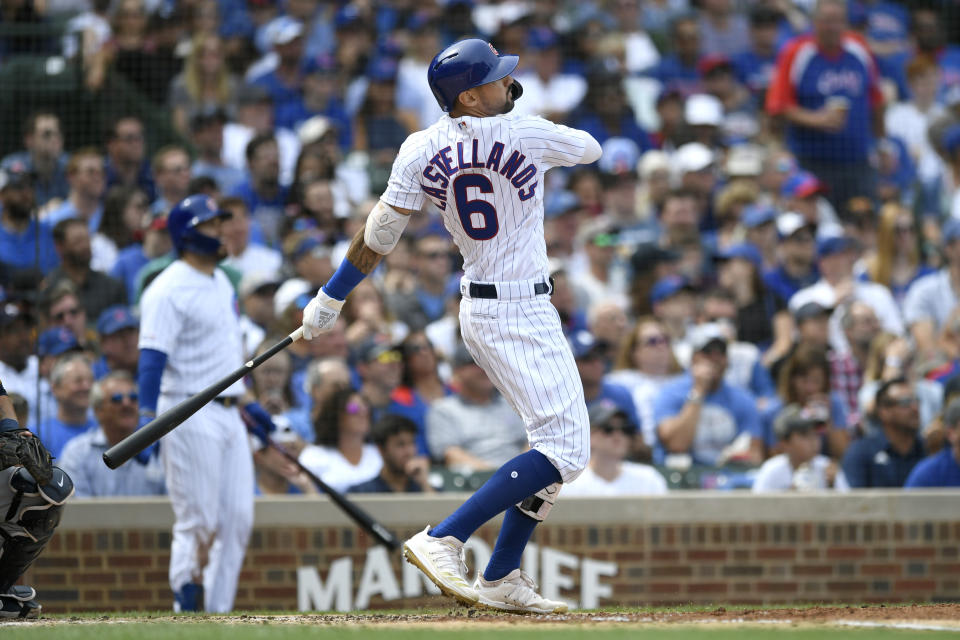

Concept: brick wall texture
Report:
left=22, top=519, right=960, bottom=612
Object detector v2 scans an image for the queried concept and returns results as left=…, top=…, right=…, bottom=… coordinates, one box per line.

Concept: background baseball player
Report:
left=138, top=195, right=272, bottom=613
left=301, top=38, right=601, bottom=613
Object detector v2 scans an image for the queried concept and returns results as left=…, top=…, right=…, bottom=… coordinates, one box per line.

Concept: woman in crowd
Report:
left=859, top=202, right=934, bottom=308
left=169, top=32, right=239, bottom=136
left=341, top=280, right=408, bottom=346
left=776, top=344, right=849, bottom=458
left=607, top=317, right=683, bottom=451
left=389, top=332, right=453, bottom=457
left=298, top=388, right=382, bottom=493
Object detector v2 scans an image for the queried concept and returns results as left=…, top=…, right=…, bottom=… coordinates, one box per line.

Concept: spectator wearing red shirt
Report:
left=766, top=0, right=884, bottom=211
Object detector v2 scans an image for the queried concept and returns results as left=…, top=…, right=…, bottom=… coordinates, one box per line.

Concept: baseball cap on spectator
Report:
left=631, top=243, right=680, bottom=273
left=273, top=278, right=312, bottom=317
left=97, top=305, right=138, bottom=336
left=0, top=302, right=33, bottom=330
left=544, top=190, right=581, bottom=219
left=776, top=212, right=811, bottom=239
left=741, top=204, right=777, bottom=229
left=793, top=301, right=832, bottom=324
left=944, top=125, right=960, bottom=157
left=674, top=142, right=714, bottom=174
left=725, top=144, right=764, bottom=178
left=288, top=235, right=331, bottom=263
left=599, top=137, right=640, bottom=176
left=650, top=276, right=695, bottom=305
left=270, top=17, right=303, bottom=46
left=588, top=398, right=635, bottom=432
left=367, top=56, right=399, bottom=83
left=684, top=94, right=723, bottom=127
left=568, top=330, right=606, bottom=360
left=781, top=171, right=825, bottom=199
left=334, top=4, right=365, bottom=29
left=37, top=327, right=81, bottom=358
left=354, top=335, right=402, bottom=365
left=697, top=55, right=733, bottom=77
left=638, top=150, right=671, bottom=179
left=689, top=322, right=729, bottom=353
left=528, top=27, right=559, bottom=50
left=240, top=271, right=281, bottom=299
left=943, top=218, right=960, bottom=244
left=816, top=234, right=858, bottom=258
left=715, top=243, right=763, bottom=269
left=450, top=342, right=476, bottom=368
left=236, top=84, right=271, bottom=106
left=0, top=165, right=32, bottom=192
left=190, top=106, right=227, bottom=132
left=303, top=53, right=337, bottom=75
left=298, top=116, right=336, bottom=147
left=773, top=404, right=828, bottom=440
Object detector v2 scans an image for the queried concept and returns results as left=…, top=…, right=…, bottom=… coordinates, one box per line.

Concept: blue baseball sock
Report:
left=430, top=449, right=561, bottom=542
left=483, top=507, right=539, bottom=582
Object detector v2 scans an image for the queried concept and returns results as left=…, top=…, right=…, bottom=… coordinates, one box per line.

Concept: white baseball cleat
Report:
left=402, top=526, right=479, bottom=606
left=474, top=568, right=569, bottom=614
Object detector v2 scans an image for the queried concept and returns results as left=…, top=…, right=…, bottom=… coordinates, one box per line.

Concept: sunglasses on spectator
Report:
left=597, top=423, right=632, bottom=435
left=641, top=335, right=668, bottom=347
left=109, top=392, right=138, bottom=404
left=884, top=395, right=917, bottom=408
left=53, top=307, right=82, bottom=322
left=405, top=343, right=429, bottom=354
left=699, top=343, right=727, bottom=356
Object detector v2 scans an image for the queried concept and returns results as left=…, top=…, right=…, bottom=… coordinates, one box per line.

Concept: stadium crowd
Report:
left=1, top=0, right=960, bottom=499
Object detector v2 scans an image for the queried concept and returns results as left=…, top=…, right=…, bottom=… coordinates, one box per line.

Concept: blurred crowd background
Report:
left=2, top=0, right=960, bottom=499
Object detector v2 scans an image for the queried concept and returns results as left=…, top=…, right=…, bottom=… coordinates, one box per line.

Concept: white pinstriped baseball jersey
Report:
left=139, top=260, right=246, bottom=397
left=381, top=114, right=591, bottom=283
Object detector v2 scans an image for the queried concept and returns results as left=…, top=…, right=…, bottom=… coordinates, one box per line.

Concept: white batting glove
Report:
left=301, top=290, right=345, bottom=340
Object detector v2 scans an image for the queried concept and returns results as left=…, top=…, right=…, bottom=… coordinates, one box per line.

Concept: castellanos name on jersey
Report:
left=381, top=114, right=590, bottom=282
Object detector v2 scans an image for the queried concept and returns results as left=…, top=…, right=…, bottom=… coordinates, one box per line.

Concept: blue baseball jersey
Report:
left=766, top=33, right=883, bottom=162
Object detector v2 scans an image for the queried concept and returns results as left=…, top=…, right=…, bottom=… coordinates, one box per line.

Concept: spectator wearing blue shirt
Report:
left=36, top=353, right=96, bottom=460
left=284, top=54, right=353, bottom=150
left=906, top=398, right=960, bottom=488
left=104, top=116, right=156, bottom=202
left=111, top=212, right=172, bottom=304
left=570, top=331, right=642, bottom=435
left=570, top=70, right=653, bottom=152
left=388, top=332, right=453, bottom=458
left=910, top=7, right=960, bottom=102
left=386, top=233, right=454, bottom=333
left=228, top=134, right=289, bottom=248
left=348, top=415, right=434, bottom=494
left=59, top=371, right=165, bottom=498
left=732, top=6, right=781, bottom=100
left=654, top=324, right=765, bottom=467
left=46, top=149, right=106, bottom=234
left=0, top=166, right=58, bottom=275
left=250, top=18, right=307, bottom=131
left=0, top=112, right=69, bottom=207
left=190, top=109, right=246, bottom=195
left=763, top=213, right=819, bottom=307
left=842, top=377, right=925, bottom=488
left=645, top=15, right=703, bottom=96
left=93, top=306, right=140, bottom=381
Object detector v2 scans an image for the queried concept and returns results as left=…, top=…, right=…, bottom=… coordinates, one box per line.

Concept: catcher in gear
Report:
left=0, top=378, right=73, bottom=619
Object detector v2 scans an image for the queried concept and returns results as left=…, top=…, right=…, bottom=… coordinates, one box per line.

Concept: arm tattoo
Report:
left=345, top=228, right=384, bottom=274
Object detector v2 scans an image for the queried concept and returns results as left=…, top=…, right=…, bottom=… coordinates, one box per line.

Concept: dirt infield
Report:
left=7, top=603, right=960, bottom=630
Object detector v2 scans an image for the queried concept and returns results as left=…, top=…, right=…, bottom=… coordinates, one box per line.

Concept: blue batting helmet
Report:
left=427, top=38, right=520, bottom=112
left=167, top=194, right=231, bottom=256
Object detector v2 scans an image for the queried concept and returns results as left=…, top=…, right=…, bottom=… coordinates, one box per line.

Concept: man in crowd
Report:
left=229, top=135, right=289, bottom=248
left=59, top=371, right=165, bottom=497
left=763, top=212, right=819, bottom=307
left=0, top=167, right=58, bottom=275
left=386, top=231, right=455, bottom=332
left=0, top=111, right=69, bottom=207
left=37, top=353, right=96, bottom=459
left=190, top=109, right=245, bottom=195
left=570, top=330, right=639, bottom=432
left=348, top=415, right=434, bottom=494
left=47, top=149, right=107, bottom=234
left=426, top=344, right=528, bottom=471
left=563, top=399, right=667, bottom=496
left=904, top=220, right=960, bottom=362
left=104, top=115, right=155, bottom=200
left=220, top=197, right=282, bottom=278
left=0, top=305, right=39, bottom=417
left=842, top=378, right=925, bottom=488
left=906, top=397, right=960, bottom=488
left=150, top=146, right=193, bottom=216
left=654, top=323, right=764, bottom=466
left=45, top=218, right=126, bottom=321
left=92, top=306, right=140, bottom=379
left=354, top=337, right=403, bottom=426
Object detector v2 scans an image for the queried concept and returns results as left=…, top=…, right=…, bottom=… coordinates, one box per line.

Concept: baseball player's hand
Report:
left=302, top=290, right=345, bottom=340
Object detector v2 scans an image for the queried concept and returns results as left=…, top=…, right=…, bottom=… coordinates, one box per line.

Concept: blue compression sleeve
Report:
left=137, top=348, right=167, bottom=416
left=322, top=259, right=367, bottom=301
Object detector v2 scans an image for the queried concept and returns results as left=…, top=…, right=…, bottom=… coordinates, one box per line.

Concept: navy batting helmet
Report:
left=167, top=194, right=231, bottom=256
left=428, top=38, right=521, bottom=112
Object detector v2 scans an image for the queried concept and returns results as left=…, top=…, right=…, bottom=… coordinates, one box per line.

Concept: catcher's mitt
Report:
left=0, top=430, right=53, bottom=486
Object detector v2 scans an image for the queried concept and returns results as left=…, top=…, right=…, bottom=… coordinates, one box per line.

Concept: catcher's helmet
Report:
left=167, top=194, right=231, bottom=256
left=428, top=38, right=520, bottom=112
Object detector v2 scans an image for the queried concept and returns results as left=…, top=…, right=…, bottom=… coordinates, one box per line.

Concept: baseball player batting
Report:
left=137, top=195, right=256, bottom=613
left=301, top=38, right=601, bottom=613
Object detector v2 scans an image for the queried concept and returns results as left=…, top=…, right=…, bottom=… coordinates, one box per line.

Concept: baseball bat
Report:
left=266, top=438, right=401, bottom=551
left=102, top=327, right=305, bottom=469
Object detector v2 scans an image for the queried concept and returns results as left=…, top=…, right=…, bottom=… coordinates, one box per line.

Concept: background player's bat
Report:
left=102, top=327, right=305, bottom=470
left=265, top=438, right=401, bottom=551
